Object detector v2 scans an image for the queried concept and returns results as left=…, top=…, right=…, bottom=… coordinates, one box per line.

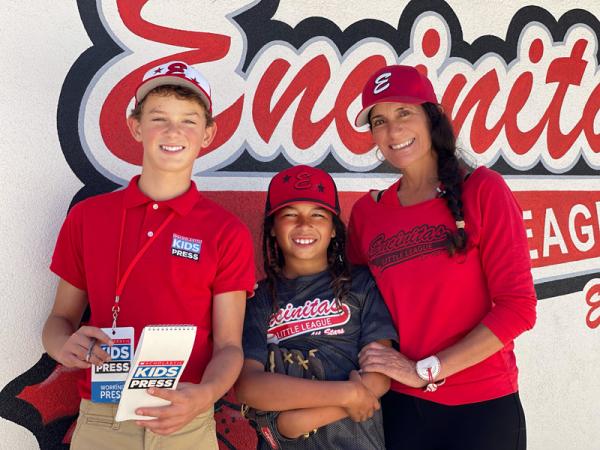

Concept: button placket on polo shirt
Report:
left=141, top=202, right=169, bottom=245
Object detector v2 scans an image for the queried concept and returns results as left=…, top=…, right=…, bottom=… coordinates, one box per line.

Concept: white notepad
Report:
left=115, top=325, right=197, bottom=422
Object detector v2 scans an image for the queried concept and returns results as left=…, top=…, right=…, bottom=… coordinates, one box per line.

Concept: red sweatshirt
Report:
left=348, top=167, right=537, bottom=405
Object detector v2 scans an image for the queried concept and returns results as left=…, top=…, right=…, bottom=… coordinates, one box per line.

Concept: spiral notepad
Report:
left=115, top=325, right=197, bottom=422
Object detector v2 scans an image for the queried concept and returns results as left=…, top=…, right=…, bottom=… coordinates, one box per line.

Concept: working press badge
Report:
left=91, top=327, right=135, bottom=403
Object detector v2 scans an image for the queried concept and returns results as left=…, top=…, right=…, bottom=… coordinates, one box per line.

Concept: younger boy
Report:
left=42, top=61, right=255, bottom=450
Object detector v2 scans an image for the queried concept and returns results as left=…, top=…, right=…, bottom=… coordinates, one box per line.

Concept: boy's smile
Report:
left=160, top=145, right=185, bottom=153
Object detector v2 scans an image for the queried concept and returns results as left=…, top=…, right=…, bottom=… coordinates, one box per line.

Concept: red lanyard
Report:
left=111, top=206, right=176, bottom=330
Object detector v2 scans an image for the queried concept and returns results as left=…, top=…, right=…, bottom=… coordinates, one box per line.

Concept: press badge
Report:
left=91, top=327, right=135, bottom=403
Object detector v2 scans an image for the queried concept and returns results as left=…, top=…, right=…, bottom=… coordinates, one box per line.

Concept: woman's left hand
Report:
left=359, top=342, right=425, bottom=389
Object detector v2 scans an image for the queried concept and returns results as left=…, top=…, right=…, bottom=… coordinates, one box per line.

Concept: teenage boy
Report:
left=42, top=61, right=255, bottom=450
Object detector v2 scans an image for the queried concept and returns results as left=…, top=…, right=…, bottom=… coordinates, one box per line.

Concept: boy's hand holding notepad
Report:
left=115, top=325, right=197, bottom=422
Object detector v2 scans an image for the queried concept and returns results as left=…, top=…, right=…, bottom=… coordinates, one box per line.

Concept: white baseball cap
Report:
left=134, top=61, right=212, bottom=112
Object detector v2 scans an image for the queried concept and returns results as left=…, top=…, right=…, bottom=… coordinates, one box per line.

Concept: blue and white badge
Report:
left=171, top=233, right=202, bottom=261
left=91, top=327, right=135, bottom=403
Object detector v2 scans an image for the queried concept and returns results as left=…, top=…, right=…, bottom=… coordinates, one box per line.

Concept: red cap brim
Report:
left=267, top=199, right=340, bottom=216
left=355, top=96, right=431, bottom=127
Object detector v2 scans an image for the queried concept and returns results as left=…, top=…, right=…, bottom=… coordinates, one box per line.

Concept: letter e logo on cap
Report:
left=167, top=62, right=187, bottom=74
left=294, top=172, right=312, bottom=190
left=373, top=72, right=392, bottom=94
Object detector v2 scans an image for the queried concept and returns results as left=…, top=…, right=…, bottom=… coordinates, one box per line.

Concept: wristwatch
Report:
left=415, top=355, right=445, bottom=392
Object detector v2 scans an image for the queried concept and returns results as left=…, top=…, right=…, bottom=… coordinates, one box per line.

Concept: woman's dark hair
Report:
left=262, top=213, right=351, bottom=312
left=421, top=102, right=469, bottom=255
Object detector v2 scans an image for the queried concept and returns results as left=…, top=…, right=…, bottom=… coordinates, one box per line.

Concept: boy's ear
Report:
left=127, top=116, right=143, bottom=142
left=200, top=122, right=218, bottom=149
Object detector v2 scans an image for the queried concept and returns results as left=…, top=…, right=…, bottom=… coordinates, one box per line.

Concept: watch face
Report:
left=416, top=356, right=440, bottom=381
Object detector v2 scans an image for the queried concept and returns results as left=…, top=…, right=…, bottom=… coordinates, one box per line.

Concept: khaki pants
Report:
left=71, top=399, right=218, bottom=450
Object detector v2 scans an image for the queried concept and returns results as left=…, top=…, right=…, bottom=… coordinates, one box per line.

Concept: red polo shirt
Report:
left=51, top=176, right=255, bottom=400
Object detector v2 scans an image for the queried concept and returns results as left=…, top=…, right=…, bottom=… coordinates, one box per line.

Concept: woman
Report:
left=348, top=65, right=536, bottom=450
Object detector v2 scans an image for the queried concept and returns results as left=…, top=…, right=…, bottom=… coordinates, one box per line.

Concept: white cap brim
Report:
left=355, top=105, right=375, bottom=127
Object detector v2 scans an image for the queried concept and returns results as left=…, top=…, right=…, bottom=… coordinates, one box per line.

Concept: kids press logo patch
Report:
left=129, top=360, right=184, bottom=389
left=171, top=233, right=202, bottom=261
left=95, top=339, right=132, bottom=375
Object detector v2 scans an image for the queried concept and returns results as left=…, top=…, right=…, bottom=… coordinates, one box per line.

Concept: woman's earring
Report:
left=375, top=148, right=385, bottom=162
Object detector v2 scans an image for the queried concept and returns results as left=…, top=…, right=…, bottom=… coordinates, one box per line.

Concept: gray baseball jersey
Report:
left=243, top=266, right=398, bottom=450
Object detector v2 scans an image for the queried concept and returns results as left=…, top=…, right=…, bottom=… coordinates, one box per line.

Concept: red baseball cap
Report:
left=265, top=165, right=340, bottom=216
left=135, top=61, right=212, bottom=112
left=355, top=65, right=438, bottom=127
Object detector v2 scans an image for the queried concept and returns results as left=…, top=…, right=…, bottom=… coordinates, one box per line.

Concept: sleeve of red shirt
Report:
left=347, top=196, right=368, bottom=265
left=476, top=169, right=537, bottom=344
left=212, top=218, right=256, bottom=298
left=49, top=202, right=87, bottom=291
